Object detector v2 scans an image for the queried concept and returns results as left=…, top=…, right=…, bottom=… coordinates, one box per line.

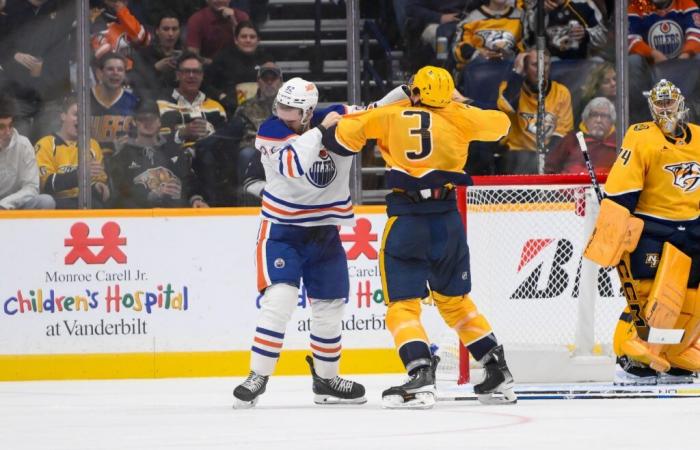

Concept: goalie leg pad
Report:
left=645, top=242, right=690, bottom=332
left=613, top=281, right=672, bottom=372
left=386, top=299, right=432, bottom=371
left=309, top=298, right=345, bottom=379
left=666, top=288, right=700, bottom=371
left=668, top=341, right=700, bottom=372
left=643, top=243, right=690, bottom=367
left=584, top=198, right=644, bottom=267
left=432, top=291, right=493, bottom=346
left=250, top=283, right=299, bottom=376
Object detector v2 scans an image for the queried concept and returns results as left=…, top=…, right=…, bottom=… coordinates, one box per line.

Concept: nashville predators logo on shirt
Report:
left=476, top=30, right=517, bottom=54
left=521, top=111, right=557, bottom=139
left=664, top=161, right=700, bottom=192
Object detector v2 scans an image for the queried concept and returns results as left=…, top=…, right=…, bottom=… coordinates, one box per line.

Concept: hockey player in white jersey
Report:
left=233, top=77, right=408, bottom=408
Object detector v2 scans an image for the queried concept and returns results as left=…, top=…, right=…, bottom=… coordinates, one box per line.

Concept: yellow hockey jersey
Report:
left=34, top=135, right=106, bottom=199
left=330, top=99, right=511, bottom=188
left=605, top=122, right=700, bottom=221
left=498, top=79, right=574, bottom=151
left=453, top=6, right=525, bottom=68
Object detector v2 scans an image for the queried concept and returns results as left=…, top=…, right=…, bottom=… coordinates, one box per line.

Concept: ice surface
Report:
left=1, top=375, right=697, bottom=450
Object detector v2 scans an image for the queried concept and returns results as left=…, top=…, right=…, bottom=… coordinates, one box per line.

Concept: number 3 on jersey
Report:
left=403, top=110, right=433, bottom=160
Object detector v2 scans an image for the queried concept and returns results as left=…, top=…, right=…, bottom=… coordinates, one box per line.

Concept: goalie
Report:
left=584, top=79, right=700, bottom=380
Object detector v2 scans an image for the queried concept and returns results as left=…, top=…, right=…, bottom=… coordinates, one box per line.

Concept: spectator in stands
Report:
left=157, top=52, right=234, bottom=206
left=453, top=0, right=525, bottom=70
left=576, top=61, right=615, bottom=123
left=628, top=0, right=700, bottom=122
left=545, top=96, right=616, bottom=174
left=110, top=100, right=208, bottom=208
left=91, top=52, right=138, bottom=159
left=186, top=0, right=250, bottom=64
left=0, top=0, right=74, bottom=141
left=0, top=94, right=55, bottom=210
left=234, top=62, right=283, bottom=204
left=131, top=12, right=183, bottom=101
left=404, top=0, right=468, bottom=69
left=234, top=0, right=269, bottom=26
left=497, top=48, right=574, bottom=174
left=91, top=0, right=151, bottom=72
left=206, top=21, right=273, bottom=114
left=143, top=0, right=204, bottom=29
left=543, top=0, right=607, bottom=60
left=34, top=96, right=110, bottom=209
left=157, top=53, right=227, bottom=145
left=629, top=0, right=700, bottom=64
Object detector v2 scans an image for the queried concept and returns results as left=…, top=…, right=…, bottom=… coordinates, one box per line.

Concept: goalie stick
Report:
left=575, top=131, right=604, bottom=202
left=439, top=382, right=700, bottom=401
left=575, top=132, right=655, bottom=344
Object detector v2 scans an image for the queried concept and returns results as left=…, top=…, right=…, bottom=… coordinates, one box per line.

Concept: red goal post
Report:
left=444, top=173, right=626, bottom=384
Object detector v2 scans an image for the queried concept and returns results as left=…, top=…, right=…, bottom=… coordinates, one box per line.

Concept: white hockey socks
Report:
left=250, top=283, right=299, bottom=376
left=309, top=298, right=346, bottom=379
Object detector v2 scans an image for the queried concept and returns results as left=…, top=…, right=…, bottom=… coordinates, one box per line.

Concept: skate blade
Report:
left=477, top=387, right=517, bottom=405
left=613, top=370, right=658, bottom=386
left=313, top=394, right=368, bottom=405
left=657, top=374, right=696, bottom=385
left=233, top=396, right=259, bottom=409
left=382, top=392, right=436, bottom=410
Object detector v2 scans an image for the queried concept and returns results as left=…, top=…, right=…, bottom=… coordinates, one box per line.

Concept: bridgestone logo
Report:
left=510, top=238, right=619, bottom=300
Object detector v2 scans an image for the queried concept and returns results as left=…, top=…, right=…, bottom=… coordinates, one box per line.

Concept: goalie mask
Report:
left=273, top=77, right=319, bottom=126
left=645, top=79, right=687, bottom=135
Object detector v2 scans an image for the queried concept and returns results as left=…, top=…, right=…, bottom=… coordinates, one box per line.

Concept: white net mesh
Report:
left=467, top=183, right=626, bottom=353
left=433, top=331, right=463, bottom=381
left=436, top=181, right=628, bottom=383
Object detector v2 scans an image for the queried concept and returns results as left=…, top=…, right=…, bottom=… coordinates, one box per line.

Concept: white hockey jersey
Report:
left=255, top=104, right=356, bottom=227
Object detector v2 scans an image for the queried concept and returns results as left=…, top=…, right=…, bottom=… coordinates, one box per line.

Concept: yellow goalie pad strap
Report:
left=621, top=336, right=671, bottom=372
left=584, top=198, right=644, bottom=267
left=645, top=242, right=690, bottom=331
left=613, top=306, right=635, bottom=357
left=385, top=299, right=429, bottom=348
left=431, top=292, right=493, bottom=345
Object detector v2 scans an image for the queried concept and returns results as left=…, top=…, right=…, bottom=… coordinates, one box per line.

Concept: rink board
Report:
left=0, top=207, right=412, bottom=380
left=0, top=202, right=622, bottom=381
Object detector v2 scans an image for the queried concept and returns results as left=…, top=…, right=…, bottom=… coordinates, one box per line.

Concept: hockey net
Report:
left=434, top=174, right=627, bottom=384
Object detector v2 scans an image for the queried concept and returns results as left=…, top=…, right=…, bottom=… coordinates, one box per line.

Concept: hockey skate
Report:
left=305, top=355, right=367, bottom=405
left=616, top=356, right=697, bottom=385
left=614, top=356, right=658, bottom=385
left=233, top=371, right=269, bottom=409
left=473, top=345, right=517, bottom=405
left=382, top=356, right=439, bottom=409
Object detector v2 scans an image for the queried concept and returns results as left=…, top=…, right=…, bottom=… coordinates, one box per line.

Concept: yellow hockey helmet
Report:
left=645, top=79, right=687, bottom=135
left=410, top=66, right=454, bottom=108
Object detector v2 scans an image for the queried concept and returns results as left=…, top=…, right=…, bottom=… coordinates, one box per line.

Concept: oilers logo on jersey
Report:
left=664, top=161, right=700, bottom=192
left=306, top=149, right=338, bottom=188
left=649, top=20, right=684, bottom=58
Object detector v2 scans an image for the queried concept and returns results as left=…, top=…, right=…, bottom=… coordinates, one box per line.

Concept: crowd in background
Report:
left=1, top=0, right=699, bottom=210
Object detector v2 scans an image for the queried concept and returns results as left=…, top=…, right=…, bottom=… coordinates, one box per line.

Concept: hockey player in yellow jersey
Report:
left=321, top=66, right=517, bottom=408
left=584, top=79, right=700, bottom=382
